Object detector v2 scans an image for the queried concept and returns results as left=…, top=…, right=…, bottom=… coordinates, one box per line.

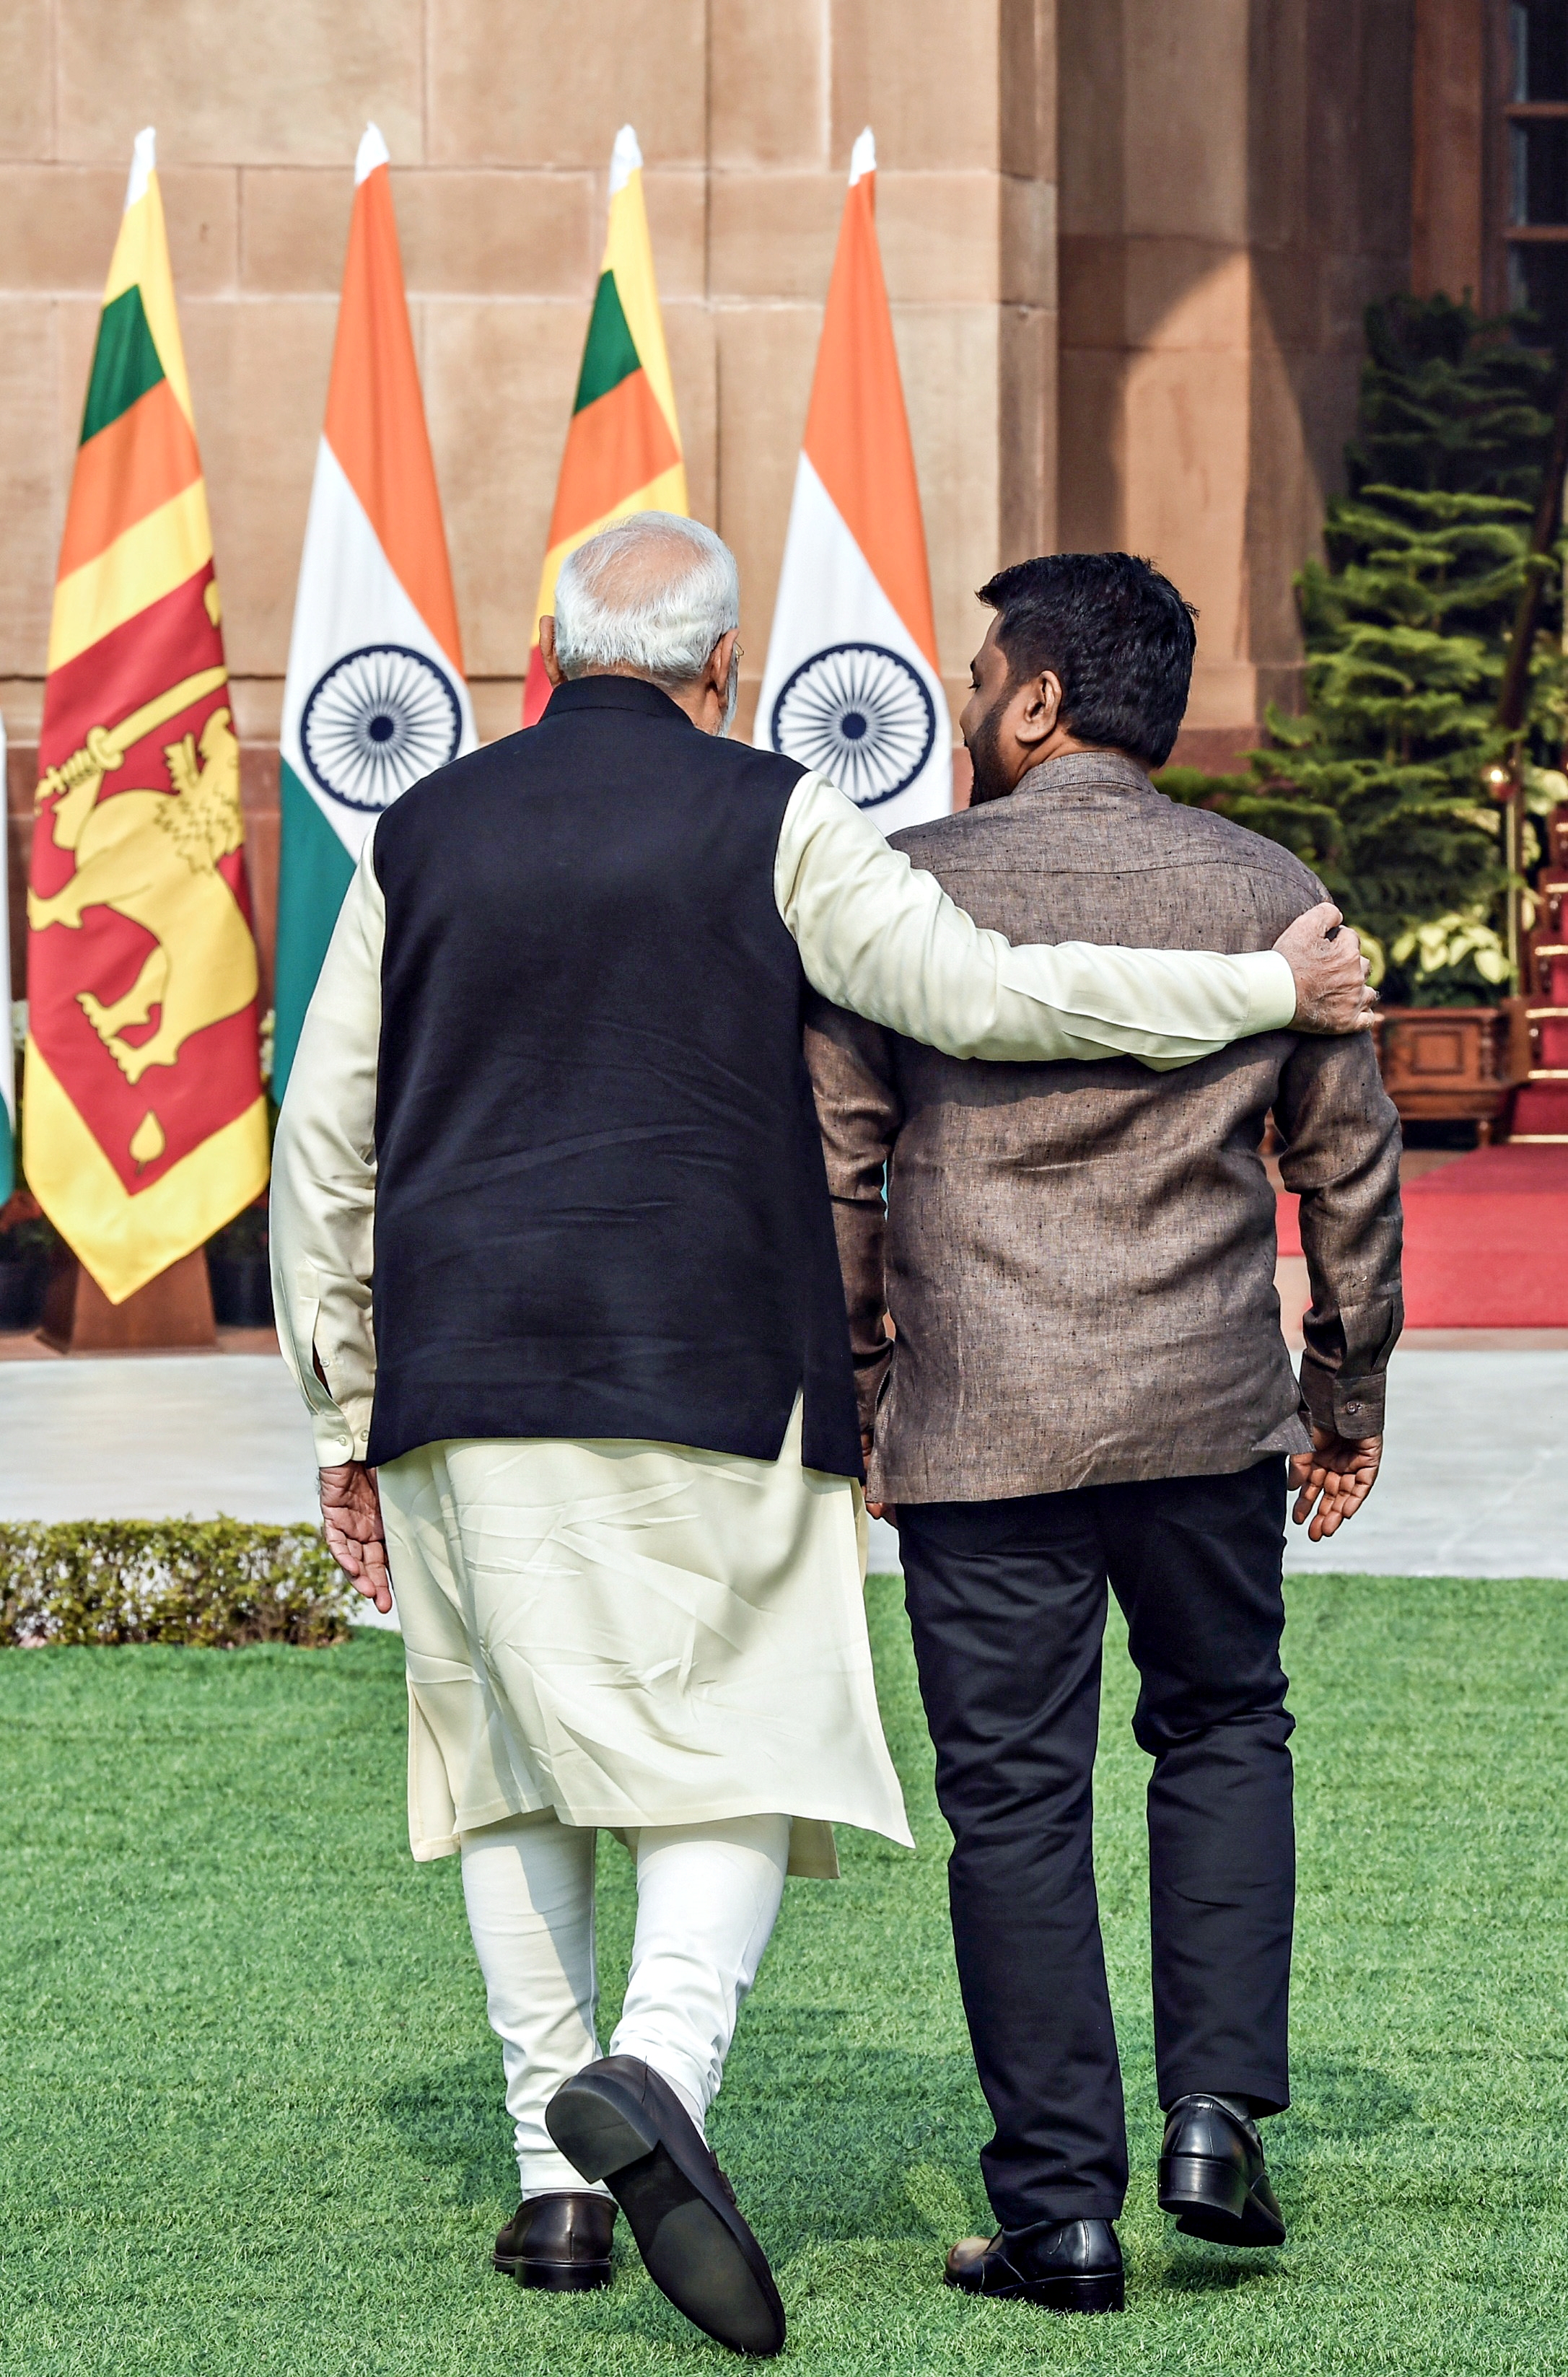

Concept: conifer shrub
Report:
left=0, top=1520, right=356, bottom=1647
left=1157, top=294, right=1568, bottom=1004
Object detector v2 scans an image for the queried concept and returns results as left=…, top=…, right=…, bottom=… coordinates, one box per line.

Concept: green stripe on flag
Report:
left=272, top=760, right=356, bottom=1106
left=80, top=285, right=166, bottom=445
left=572, top=271, right=641, bottom=413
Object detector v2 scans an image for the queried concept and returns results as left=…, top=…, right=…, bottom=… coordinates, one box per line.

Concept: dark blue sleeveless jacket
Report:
left=364, top=675, right=862, bottom=1480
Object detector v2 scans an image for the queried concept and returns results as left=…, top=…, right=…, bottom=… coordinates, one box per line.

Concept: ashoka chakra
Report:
left=769, top=641, right=937, bottom=808
left=302, top=643, right=463, bottom=813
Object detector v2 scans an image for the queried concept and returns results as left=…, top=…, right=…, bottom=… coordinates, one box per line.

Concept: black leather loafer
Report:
left=1157, top=2093, right=1286, bottom=2246
left=945, top=2217, right=1124, bottom=2313
left=493, top=2191, right=616, bottom=2290
left=546, top=2054, right=786, bottom=2358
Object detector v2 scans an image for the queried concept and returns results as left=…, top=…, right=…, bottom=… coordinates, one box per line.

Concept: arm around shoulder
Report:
left=775, top=772, right=1309, bottom=1071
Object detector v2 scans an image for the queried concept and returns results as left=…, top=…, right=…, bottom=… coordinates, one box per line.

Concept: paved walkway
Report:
left=0, top=1354, right=320, bottom=1526
left=1, top=1338, right=1563, bottom=1585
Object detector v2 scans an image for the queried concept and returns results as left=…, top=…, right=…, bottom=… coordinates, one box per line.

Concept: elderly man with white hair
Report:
left=270, top=512, right=1370, bottom=2357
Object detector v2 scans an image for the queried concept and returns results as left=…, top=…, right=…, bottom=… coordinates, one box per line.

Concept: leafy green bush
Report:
left=0, top=1521, right=357, bottom=1648
left=1157, top=294, right=1568, bottom=1005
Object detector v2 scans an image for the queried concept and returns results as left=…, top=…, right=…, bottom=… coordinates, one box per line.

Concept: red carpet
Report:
left=1276, top=1144, right=1568, bottom=1326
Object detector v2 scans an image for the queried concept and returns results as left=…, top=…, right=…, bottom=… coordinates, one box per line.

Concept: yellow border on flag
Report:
left=104, top=168, right=195, bottom=426
left=47, top=481, right=214, bottom=673
left=22, top=1041, right=269, bottom=1304
left=603, top=165, right=682, bottom=452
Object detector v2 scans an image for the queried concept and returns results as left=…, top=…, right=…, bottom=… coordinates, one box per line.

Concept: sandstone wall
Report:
left=1, top=0, right=1058, bottom=998
left=1058, top=0, right=1411, bottom=769
left=4, top=0, right=1409, bottom=1000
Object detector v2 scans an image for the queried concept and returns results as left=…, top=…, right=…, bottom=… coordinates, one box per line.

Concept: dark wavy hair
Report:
left=976, top=552, right=1198, bottom=769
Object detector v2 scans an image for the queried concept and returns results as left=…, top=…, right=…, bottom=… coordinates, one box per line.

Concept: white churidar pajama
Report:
left=270, top=761, right=1298, bottom=2189
left=461, top=1811, right=789, bottom=2195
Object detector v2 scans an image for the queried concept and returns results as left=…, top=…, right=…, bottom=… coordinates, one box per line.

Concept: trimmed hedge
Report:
left=0, top=1521, right=359, bottom=1648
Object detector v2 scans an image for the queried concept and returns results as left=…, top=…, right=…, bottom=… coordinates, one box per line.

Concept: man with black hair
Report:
left=272, top=520, right=1374, bottom=2358
left=807, top=550, right=1402, bottom=2316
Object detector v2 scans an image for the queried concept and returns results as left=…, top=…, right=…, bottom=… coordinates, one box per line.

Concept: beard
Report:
left=965, top=696, right=1012, bottom=804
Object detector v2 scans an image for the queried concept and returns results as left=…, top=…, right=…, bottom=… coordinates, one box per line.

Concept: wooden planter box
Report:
left=1374, top=1004, right=1525, bottom=1140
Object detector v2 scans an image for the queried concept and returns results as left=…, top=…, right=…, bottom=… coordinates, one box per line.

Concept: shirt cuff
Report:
left=310, top=1408, right=361, bottom=1467
left=1240, top=949, right=1297, bottom=1036
left=1299, top=1361, right=1385, bottom=1439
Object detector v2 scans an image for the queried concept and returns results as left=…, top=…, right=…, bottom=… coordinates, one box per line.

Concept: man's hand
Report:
left=319, top=1460, right=393, bottom=1613
left=1274, top=903, right=1377, bottom=1034
left=1289, top=1427, right=1382, bottom=1541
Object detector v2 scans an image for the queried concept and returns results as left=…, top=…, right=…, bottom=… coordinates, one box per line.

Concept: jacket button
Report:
left=1344, top=1400, right=1360, bottom=1415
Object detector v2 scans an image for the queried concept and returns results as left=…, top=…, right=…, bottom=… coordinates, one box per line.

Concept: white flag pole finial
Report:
left=355, top=123, right=391, bottom=184
left=125, top=126, right=156, bottom=211
left=609, top=123, right=643, bottom=197
left=849, top=127, right=876, bottom=185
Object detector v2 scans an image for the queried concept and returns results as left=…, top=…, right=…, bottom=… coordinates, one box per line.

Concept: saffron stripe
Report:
left=544, top=370, right=682, bottom=551
left=57, top=378, right=203, bottom=581
left=321, top=161, right=465, bottom=670
left=47, top=479, right=213, bottom=675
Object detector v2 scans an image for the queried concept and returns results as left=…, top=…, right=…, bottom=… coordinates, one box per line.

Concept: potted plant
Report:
left=1158, top=294, right=1567, bottom=1137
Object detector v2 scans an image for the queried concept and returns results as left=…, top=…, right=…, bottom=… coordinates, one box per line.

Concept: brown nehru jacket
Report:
left=805, top=749, right=1404, bottom=1506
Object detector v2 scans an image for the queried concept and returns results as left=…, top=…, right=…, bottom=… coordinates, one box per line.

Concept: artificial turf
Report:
left=0, top=1575, right=1562, bottom=2375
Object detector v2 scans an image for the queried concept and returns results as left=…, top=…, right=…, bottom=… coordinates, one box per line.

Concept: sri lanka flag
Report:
left=272, top=125, right=475, bottom=1103
left=755, top=129, right=950, bottom=833
left=522, top=125, right=686, bottom=724
left=24, top=128, right=268, bottom=1303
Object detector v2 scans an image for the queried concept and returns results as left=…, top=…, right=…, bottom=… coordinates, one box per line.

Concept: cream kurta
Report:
left=385, top=1401, right=883, bottom=1876
left=271, top=764, right=1297, bottom=1870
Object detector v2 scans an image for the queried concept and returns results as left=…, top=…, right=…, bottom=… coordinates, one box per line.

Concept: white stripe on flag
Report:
left=755, top=453, right=950, bottom=837
left=280, top=439, right=476, bottom=864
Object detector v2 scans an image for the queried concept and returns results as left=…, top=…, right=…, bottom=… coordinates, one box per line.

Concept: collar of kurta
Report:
left=1007, top=748, right=1158, bottom=803
left=539, top=674, right=697, bottom=727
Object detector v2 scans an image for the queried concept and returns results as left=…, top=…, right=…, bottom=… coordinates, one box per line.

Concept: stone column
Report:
left=714, top=0, right=1059, bottom=753
left=1410, top=0, right=1488, bottom=307
left=1057, top=0, right=1411, bottom=771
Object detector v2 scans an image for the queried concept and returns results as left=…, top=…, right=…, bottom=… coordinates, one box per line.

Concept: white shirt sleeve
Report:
left=268, top=838, right=385, bottom=1465
left=774, top=771, right=1297, bottom=1068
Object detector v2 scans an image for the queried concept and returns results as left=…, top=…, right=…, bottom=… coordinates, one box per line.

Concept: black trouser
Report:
left=898, top=1459, right=1294, bottom=2231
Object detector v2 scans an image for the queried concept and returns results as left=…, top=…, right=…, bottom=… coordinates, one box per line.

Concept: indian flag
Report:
left=755, top=129, right=950, bottom=833
left=25, top=128, right=268, bottom=1303
left=1, top=711, right=11, bottom=1205
left=522, top=124, right=686, bottom=724
left=273, top=123, right=475, bottom=1103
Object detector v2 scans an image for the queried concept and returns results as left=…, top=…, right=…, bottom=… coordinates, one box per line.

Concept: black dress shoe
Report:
left=1158, top=2093, right=1286, bottom=2246
left=945, top=2218, right=1124, bottom=2314
left=546, top=2054, right=786, bottom=2358
left=492, top=2191, right=616, bottom=2290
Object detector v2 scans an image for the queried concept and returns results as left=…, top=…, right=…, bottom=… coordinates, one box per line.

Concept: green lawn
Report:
left=0, top=1575, right=1563, bottom=2375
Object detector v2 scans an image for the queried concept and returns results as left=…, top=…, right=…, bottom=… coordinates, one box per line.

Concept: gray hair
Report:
left=551, top=512, right=740, bottom=688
